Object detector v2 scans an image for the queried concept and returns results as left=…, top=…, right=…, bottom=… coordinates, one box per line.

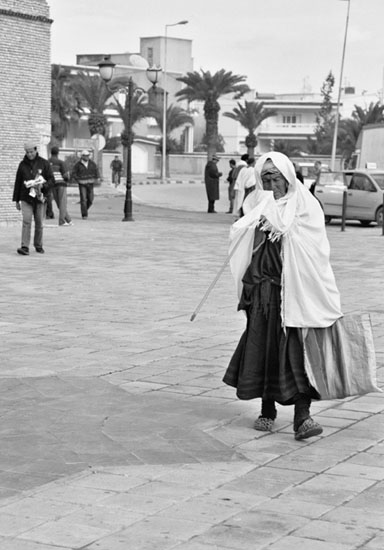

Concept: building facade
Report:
left=0, top=0, right=52, bottom=225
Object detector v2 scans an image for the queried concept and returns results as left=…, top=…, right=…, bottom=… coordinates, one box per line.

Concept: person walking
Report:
left=226, top=159, right=236, bottom=214
left=231, top=154, right=249, bottom=215
left=12, top=140, right=54, bottom=255
left=110, top=155, right=123, bottom=187
left=204, top=154, right=222, bottom=213
left=223, top=152, right=343, bottom=440
left=48, top=146, right=73, bottom=226
left=310, top=160, right=322, bottom=195
left=233, top=157, right=256, bottom=217
left=71, top=150, right=100, bottom=219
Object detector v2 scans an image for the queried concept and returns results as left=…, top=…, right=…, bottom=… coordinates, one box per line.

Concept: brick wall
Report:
left=0, top=0, right=51, bottom=226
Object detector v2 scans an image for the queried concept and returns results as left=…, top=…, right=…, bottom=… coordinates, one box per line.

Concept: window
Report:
left=282, top=114, right=301, bottom=126
left=349, top=175, right=374, bottom=191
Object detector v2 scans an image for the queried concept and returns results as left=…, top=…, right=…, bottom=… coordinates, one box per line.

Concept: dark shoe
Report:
left=17, top=247, right=29, bottom=255
left=35, top=247, right=45, bottom=254
left=82, top=216, right=88, bottom=220
left=294, top=417, right=323, bottom=440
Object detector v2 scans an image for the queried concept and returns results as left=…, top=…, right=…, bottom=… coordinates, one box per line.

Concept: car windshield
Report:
left=318, top=172, right=345, bottom=186
left=371, top=174, right=384, bottom=190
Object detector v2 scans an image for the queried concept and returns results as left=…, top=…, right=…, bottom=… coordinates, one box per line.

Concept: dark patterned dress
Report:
left=223, top=228, right=319, bottom=405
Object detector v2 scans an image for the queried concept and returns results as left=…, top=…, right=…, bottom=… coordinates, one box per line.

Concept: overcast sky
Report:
left=48, top=0, right=384, bottom=99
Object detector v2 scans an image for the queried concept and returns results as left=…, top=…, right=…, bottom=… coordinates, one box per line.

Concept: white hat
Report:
left=81, top=149, right=90, bottom=156
left=24, top=139, right=39, bottom=150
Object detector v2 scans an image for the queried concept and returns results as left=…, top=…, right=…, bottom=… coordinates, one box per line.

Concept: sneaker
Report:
left=17, top=247, right=29, bottom=255
left=294, top=417, right=323, bottom=440
left=35, top=247, right=45, bottom=254
left=60, top=221, right=74, bottom=226
left=254, top=416, right=275, bottom=432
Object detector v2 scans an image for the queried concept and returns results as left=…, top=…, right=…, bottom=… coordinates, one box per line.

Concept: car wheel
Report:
left=324, top=215, right=332, bottom=224
left=375, top=207, right=383, bottom=226
left=359, top=220, right=372, bottom=227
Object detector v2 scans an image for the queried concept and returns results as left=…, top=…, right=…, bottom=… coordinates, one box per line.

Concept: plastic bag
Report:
left=303, top=313, right=381, bottom=400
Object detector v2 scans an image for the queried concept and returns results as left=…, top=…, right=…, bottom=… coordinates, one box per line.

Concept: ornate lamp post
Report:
left=146, top=66, right=163, bottom=110
left=98, top=57, right=161, bottom=221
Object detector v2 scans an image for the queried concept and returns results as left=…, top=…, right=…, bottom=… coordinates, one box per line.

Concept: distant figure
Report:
left=12, top=140, right=53, bottom=255
left=231, top=154, right=249, bottom=215
left=204, top=154, right=222, bottom=213
left=110, top=155, right=123, bottom=187
left=234, top=157, right=257, bottom=217
left=226, top=159, right=236, bottom=213
left=292, top=162, right=304, bottom=184
left=71, top=150, right=100, bottom=219
left=310, top=160, right=322, bottom=195
left=48, top=146, right=73, bottom=226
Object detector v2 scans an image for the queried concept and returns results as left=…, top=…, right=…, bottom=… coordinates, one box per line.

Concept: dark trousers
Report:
left=78, top=184, right=94, bottom=218
left=45, top=189, right=54, bottom=218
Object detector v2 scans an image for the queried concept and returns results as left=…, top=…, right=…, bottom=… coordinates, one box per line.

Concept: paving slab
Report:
left=0, top=188, right=383, bottom=549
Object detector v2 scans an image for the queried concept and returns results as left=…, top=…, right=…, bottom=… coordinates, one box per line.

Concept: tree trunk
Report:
left=204, top=94, right=220, bottom=160
left=245, top=132, right=257, bottom=157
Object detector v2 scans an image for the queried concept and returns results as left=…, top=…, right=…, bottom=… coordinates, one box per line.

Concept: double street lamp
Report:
left=98, top=57, right=162, bottom=221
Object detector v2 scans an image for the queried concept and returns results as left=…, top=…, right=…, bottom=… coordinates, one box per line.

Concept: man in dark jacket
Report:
left=204, top=154, right=222, bottom=213
left=12, top=140, right=53, bottom=255
left=48, top=146, right=73, bottom=226
left=71, top=150, right=100, bottom=219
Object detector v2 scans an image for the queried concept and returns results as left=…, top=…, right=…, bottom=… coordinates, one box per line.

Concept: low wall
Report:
left=154, top=153, right=341, bottom=179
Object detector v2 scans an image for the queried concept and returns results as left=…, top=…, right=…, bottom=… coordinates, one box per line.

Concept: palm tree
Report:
left=71, top=71, right=113, bottom=136
left=51, top=64, right=79, bottom=145
left=223, top=101, right=276, bottom=156
left=176, top=69, right=249, bottom=159
left=339, top=101, right=384, bottom=166
left=149, top=103, right=194, bottom=176
left=353, top=101, right=384, bottom=126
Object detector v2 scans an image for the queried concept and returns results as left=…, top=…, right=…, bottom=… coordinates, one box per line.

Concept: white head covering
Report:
left=229, top=152, right=342, bottom=329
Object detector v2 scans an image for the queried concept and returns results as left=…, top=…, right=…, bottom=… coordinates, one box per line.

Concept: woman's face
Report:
left=261, top=160, right=289, bottom=200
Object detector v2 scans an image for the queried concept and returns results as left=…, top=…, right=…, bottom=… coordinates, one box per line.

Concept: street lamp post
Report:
left=331, top=0, right=351, bottom=171
left=162, top=20, right=188, bottom=181
left=98, top=57, right=157, bottom=222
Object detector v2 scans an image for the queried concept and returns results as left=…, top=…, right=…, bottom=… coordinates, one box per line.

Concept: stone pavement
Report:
left=0, top=187, right=383, bottom=550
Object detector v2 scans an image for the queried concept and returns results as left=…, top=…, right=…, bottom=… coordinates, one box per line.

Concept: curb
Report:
left=133, top=179, right=204, bottom=185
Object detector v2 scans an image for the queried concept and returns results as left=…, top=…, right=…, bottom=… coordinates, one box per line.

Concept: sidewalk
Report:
left=0, top=194, right=383, bottom=550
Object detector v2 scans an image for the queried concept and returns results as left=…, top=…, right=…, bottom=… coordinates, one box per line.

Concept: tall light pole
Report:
left=162, top=20, right=188, bottom=181
left=331, top=0, right=351, bottom=171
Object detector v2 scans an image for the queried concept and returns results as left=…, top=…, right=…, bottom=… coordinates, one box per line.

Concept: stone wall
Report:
left=0, top=0, right=51, bottom=225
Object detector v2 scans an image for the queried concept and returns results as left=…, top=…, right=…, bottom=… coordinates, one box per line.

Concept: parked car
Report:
left=315, top=170, right=384, bottom=226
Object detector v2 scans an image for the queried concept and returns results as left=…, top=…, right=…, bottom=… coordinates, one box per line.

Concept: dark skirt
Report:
left=223, top=231, right=319, bottom=405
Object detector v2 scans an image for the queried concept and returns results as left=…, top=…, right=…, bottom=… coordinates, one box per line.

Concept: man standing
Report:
left=12, top=140, right=53, bottom=255
left=48, top=146, right=73, bottom=226
left=204, top=154, right=222, bottom=213
left=71, top=150, right=100, bottom=219
left=110, top=155, right=123, bottom=187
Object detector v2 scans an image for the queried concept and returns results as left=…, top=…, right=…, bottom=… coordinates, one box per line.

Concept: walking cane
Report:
left=190, top=228, right=250, bottom=322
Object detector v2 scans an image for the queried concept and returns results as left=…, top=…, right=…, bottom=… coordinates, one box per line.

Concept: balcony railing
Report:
left=258, top=122, right=317, bottom=134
